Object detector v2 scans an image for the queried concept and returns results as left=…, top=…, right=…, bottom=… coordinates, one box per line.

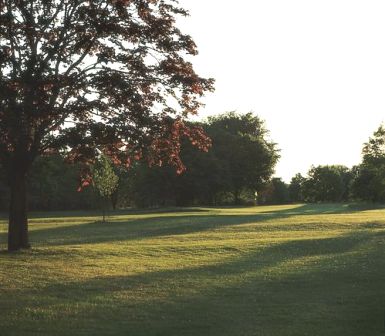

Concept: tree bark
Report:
left=8, top=169, right=30, bottom=251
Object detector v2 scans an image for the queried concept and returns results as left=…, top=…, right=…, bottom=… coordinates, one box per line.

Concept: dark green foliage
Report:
left=362, top=125, right=385, bottom=164
left=206, top=112, right=280, bottom=203
left=128, top=163, right=178, bottom=208
left=301, top=165, right=352, bottom=203
left=110, top=167, right=131, bottom=210
left=284, top=126, right=385, bottom=204
left=352, top=166, right=385, bottom=202
left=351, top=126, right=385, bottom=202
left=0, top=112, right=279, bottom=210
left=258, top=178, right=289, bottom=205
left=127, top=112, right=280, bottom=207
left=29, top=155, right=100, bottom=211
left=175, top=137, right=227, bottom=206
left=288, top=173, right=305, bottom=202
left=128, top=133, right=226, bottom=208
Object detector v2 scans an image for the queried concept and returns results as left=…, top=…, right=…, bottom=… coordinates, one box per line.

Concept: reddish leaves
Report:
left=0, top=0, right=214, bottom=184
left=147, top=118, right=211, bottom=174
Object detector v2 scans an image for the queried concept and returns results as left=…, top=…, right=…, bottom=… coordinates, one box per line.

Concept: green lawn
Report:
left=0, top=203, right=385, bottom=335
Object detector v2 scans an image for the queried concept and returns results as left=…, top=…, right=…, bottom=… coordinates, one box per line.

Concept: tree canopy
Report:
left=206, top=112, right=280, bottom=203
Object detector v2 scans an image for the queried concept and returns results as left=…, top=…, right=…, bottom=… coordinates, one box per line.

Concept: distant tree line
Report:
left=0, top=117, right=383, bottom=212
left=259, top=125, right=385, bottom=205
left=258, top=165, right=353, bottom=205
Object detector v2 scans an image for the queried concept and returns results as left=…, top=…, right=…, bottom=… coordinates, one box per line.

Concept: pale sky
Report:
left=178, top=0, right=385, bottom=182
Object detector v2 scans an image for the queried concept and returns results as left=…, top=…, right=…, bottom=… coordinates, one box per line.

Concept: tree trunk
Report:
left=8, top=170, right=30, bottom=251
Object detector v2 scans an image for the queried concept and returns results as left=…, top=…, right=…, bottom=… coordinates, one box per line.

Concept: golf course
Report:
left=1, top=203, right=384, bottom=335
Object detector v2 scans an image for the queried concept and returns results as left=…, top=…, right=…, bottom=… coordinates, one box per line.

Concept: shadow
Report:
left=30, top=213, right=270, bottom=246
left=0, top=207, right=209, bottom=222
left=256, top=202, right=385, bottom=215
left=1, top=203, right=384, bottom=248
left=1, top=229, right=385, bottom=335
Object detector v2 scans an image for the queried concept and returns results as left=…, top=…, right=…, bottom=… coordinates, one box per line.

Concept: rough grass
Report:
left=0, top=203, right=385, bottom=335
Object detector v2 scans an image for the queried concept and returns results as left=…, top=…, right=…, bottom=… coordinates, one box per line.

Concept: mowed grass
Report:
left=0, top=203, right=385, bottom=336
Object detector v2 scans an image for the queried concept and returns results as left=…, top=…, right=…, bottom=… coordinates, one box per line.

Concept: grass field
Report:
left=0, top=203, right=385, bottom=335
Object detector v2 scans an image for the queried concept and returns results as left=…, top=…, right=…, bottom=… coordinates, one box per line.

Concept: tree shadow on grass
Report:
left=0, top=203, right=384, bottom=248
left=256, top=202, right=385, bottom=215
left=1, top=229, right=385, bottom=335
left=0, top=207, right=209, bottom=223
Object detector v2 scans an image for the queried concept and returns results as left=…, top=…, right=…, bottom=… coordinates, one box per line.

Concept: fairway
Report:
left=0, top=203, right=385, bottom=335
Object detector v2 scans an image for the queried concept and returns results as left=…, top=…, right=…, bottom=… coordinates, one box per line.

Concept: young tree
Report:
left=0, top=0, right=213, bottom=250
left=92, top=154, right=119, bottom=222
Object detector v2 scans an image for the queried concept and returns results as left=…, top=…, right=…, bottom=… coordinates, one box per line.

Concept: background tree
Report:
left=0, top=0, right=213, bottom=250
left=288, top=173, right=305, bottom=203
left=28, top=154, right=99, bottom=210
left=173, top=134, right=226, bottom=206
left=351, top=125, right=385, bottom=202
left=302, top=165, right=352, bottom=203
left=109, top=166, right=131, bottom=210
left=128, top=161, right=178, bottom=208
left=1, top=154, right=102, bottom=212
left=127, top=136, right=224, bottom=207
left=206, top=112, right=280, bottom=204
left=92, top=154, right=119, bottom=222
left=258, top=177, right=289, bottom=205
left=125, top=112, right=280, bottom=206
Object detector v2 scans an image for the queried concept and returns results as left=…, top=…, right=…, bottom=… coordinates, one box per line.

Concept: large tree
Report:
left=206, top=112, right=280, bottom=204
left=0, top=0, right=213, bottom=251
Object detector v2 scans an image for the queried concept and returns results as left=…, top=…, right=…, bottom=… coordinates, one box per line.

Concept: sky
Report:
left=177, top=0, right=385, bottom=182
